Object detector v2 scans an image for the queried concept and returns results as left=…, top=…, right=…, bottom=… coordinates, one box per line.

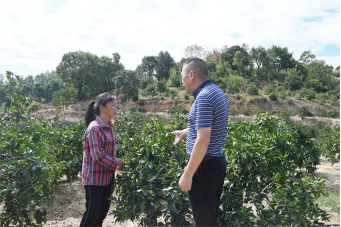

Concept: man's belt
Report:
left=203, top=154, right=224, bottom=162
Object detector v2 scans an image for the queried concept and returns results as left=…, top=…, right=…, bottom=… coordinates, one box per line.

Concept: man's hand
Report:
left=171, top=128, right=188, bottom=145
left=116, top=158, right=124, bottom=170
left=179, top=173, right=192, bottom=192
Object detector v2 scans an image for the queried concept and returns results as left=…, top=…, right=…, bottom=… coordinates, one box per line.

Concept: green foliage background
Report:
left=0, top=73, right=339, bottom=226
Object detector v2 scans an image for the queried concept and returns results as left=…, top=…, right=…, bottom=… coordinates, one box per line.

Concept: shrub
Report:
left=305, top=89, right=317, bottom=100
left=138, top=107, right=147, bottom=113
left=284, top=69, right=303, bottom=91
left=167, top=67, right=181, bottom=87
left=144, top=83, right=157, bottom=97
left=264, top=84, right=276, bottom=95
left=184, top=94, right=190, bottom=100
left=27, top=101, right=42, bottom=113
left=298, top=107, right=313, bottom=120
left=181, top=108, right=189, bottom=114
left=242, top=108, right=253, bottom=116
left=156, top=81, right=167, bottom=94
left=317, top=125, right=340, bottom=165
left=244, top=83, right=259, bottom=95
left=229, top=108, right=238, bottom=116
left=167, top=89, right=178, bottom=100
left=235, top=95, right=242, bottom=100
left=269, top=92, right=278, bottom=101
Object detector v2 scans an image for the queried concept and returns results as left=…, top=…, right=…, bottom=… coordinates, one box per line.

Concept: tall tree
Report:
left=267, top=45, right=295, bottom=72
left=184, top=44, right=208, bottom=59
left=249, top=46, right=271, bottom=80
left=136, top=56, right=158, bottom=89
left=155, top=51, right=175, bottom=81
left=220, top=45, right=250, bottom=72
left=299, top=51, right=316, bottom=65
left=232, top=51, right=245, bottom=75
left=51, top=87, right=77, bottom=122
left=56, top=51, right=99, bottom=101
left=114, top=70, right=139, bottom=110
left=249, top=46, right=269, bottom=71
left=205, top=48, right=222, bottom=63
left=96, top=53, right=124, bottom=93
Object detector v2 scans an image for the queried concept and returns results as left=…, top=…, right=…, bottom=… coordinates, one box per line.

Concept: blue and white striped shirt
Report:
left=186, top=79, right=229, bottom=156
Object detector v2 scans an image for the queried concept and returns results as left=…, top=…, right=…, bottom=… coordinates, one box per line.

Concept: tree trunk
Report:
left=126, top=97, right=129, bottom=112
left=77, top=84, right=82, bottom=102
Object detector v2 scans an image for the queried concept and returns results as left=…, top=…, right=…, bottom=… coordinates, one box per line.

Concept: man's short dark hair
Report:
left=183, top=58, right=208, bottom=80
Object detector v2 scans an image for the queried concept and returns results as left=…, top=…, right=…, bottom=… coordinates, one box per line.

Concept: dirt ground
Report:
left=42, top=158, right=340, bottom=226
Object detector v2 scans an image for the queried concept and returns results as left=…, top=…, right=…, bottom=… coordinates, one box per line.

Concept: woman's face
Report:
left=101, top=100, right=118, bottom=119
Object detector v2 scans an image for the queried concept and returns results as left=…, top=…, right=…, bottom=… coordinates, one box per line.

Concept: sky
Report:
left=0, top=0, right=340, bottom=77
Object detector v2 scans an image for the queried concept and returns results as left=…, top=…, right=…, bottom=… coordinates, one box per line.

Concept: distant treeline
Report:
left=0, top=44, right=339, bottom=110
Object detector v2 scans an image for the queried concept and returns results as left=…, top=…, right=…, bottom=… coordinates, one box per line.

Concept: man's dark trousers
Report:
left=80, top=178, right=114, bottom=227
left=187, top=156, right=226, bottom=227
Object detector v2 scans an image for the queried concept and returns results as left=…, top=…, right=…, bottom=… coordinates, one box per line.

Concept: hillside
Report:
left=33, top=98, right=340, bottom=127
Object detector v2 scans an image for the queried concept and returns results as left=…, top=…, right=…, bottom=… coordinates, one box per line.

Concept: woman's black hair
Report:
left=84, top=92, right=116, bottom=127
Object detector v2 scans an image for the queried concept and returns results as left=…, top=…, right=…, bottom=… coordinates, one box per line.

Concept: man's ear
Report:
left=190, top=71, right=195, bottom=81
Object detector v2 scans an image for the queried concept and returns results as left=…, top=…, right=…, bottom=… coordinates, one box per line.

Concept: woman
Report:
left=80, top=92, right=123, bottom=227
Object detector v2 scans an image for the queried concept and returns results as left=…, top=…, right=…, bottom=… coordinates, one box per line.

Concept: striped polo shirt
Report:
left=186, top=79, right=229, bottom=157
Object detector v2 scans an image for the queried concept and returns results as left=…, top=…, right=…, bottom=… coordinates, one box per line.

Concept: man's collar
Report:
left=192, top=79, right=214, bottom=98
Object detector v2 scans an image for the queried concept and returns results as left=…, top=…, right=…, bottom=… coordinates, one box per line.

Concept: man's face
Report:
left=181, top=67, right=191, bottom=92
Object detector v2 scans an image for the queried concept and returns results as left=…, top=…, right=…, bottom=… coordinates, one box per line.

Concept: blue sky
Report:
left=0, top=0, right=339, bottom=77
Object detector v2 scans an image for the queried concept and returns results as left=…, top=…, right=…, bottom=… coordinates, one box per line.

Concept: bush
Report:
left=143, top=83, right=157, bottom=97
left=317, top=125, right=340, bottom=165
left=235, top=95, right=242, bottom=100
left=305, top=89, right=317, bottom=100
left=264, top=84, right=276, bottom=95
left=298, top=107, right=313, bottom=120
left=167, top=89, right=178, bottom=100
left=269, top=92, right=278, bottom=101
left=284, top=69, right=303, bottom=91
left=167, top=67, right=181, bottom=87
left=184, top=93, right=190, bottom=100
left=226, top=75, right=247, bottom=95
left=242, top=108, right=253, bottom=116
left=156, top=81, right=167, bottom=94
left=27, top=101, right=42, bottom=113
left=229, top=108, right=238, bottom=116
left=314, top=109, right=339, bottom=118
left=244, top=82, right=259, bottom=95
left=181, top=108, right=189, bottom=114
left=138, top=107, right=147, bottom=113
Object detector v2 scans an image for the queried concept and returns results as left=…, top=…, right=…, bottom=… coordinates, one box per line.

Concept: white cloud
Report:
left=0, top=0, right=339, bottom=76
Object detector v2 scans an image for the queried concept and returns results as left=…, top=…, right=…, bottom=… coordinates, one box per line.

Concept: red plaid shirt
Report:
left=82, top=117, right=118, bottom=186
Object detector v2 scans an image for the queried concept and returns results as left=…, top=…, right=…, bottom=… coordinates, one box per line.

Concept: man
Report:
left=172, top=58, right=229, bottom=226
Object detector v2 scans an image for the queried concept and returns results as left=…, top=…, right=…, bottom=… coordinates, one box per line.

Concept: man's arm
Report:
left=178, top=127, right=211, bottom=192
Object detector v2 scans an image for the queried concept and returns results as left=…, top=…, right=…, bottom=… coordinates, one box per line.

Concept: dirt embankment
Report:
left=33, top=99, right=340, bottom=127
left=116, top=98, right=340, bottom=114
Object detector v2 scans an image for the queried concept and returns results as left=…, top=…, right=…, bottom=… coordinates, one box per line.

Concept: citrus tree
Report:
left=111, top=109, right=330, bottom=226
left=0, top=72, right=84, bottom=226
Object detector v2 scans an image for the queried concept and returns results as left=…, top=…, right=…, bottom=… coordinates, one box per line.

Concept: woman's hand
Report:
left=116, top=158, right=124, bottom=170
